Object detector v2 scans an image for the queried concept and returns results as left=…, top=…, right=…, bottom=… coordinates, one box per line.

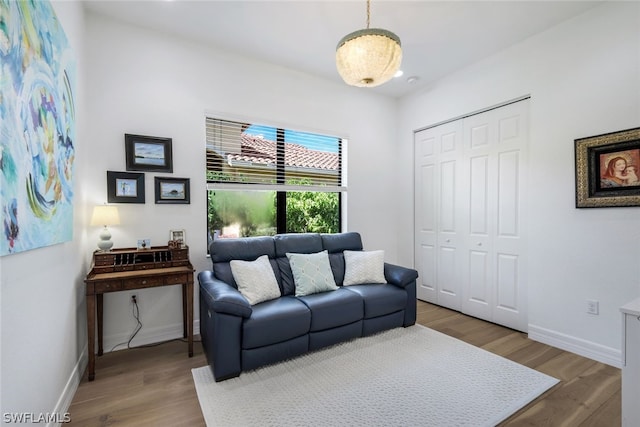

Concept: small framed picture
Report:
left=154, top=177, right=190, bottom=204
left=107, top=171, right=145, bottom=203
left=137, top=239, right=151, bottom=250
left=125, top=134, right=173, bottom=173
left=170, top=229, right=186, bottom=247
left=575, top=127, right=640, bottom=208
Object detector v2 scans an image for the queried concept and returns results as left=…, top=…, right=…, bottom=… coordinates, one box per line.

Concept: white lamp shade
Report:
left=336, top=28, right=402, bottom=87
left=90, top=205, right=120, bottom=226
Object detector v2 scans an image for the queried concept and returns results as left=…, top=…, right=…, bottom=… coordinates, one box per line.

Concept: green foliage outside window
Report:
left=207, top=183, right=339, bottom=238
left=285, top=191, right=339, bottom=234
left=207, top=190, right=276, bottom=237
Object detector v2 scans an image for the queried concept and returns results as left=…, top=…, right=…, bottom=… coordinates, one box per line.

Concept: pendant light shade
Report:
left=336, top=1, right=402, bottom=87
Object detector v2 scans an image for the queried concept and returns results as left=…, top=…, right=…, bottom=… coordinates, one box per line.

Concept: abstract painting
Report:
left=0, top=0, right=76, bottom=255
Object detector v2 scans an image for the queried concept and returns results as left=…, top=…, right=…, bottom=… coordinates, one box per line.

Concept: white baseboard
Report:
left=48, top=344, right=87, bottom=427
left=104, top=322, right=185, bottom=352
left=103, top=319, right=201, bottom=352
left=528, top=324, right=622, bottom=368
left=55, top=320, right=201, bottom=425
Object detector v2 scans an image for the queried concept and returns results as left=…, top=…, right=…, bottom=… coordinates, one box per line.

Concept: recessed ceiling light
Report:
left=406, top=76, right=420, bottom=84
left=394, top=70, right=404, bottom=78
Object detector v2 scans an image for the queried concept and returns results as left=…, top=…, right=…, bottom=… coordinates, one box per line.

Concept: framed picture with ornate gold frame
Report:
left=575, top=127, right=640, bottom=208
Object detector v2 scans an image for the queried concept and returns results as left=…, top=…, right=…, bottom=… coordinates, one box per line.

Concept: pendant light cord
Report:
left=366, top=0, right=370, bottom=29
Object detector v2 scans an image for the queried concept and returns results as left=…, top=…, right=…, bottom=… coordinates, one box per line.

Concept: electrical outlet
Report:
left=130, top=294, right=137, bottom=304
left=587, top=300, right=599, bottom=315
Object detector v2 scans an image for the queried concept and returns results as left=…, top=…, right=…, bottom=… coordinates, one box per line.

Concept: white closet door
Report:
left=414, top=99, right=529, bottom=332
left=414, top=120, right=465, bottom=311
left=461, top=100, right=529, bottom=331
left=490, top=100, right=529, bottom=331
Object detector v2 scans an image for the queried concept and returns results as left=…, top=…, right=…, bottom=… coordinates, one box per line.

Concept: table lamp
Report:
left=90, top=205, right=120, bottom=251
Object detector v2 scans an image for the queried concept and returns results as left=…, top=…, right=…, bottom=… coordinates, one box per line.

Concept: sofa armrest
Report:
left=198, top=271, right=252, bottom=318
left=384, top=263, right=419, bottom=289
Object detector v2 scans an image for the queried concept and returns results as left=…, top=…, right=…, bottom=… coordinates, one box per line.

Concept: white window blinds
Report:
left=206, top=117, right=345, bottom=192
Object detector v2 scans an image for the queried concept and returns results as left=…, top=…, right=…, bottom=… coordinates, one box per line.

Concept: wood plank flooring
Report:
left=67, top=301, right=620, bottom=426
left=417, top=302, right=621, bottom=427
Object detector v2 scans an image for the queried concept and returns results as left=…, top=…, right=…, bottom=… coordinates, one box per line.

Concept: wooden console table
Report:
left=85, top=246, right=194, bottom=381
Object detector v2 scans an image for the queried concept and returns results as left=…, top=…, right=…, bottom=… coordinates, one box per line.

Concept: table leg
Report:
left=87, top=293, right=96, bottom=381
left=97, top=293, right=104, bottom=356
left=187, top=281, right=194, bottom=357
left=182, top=283, right=188, bottom=338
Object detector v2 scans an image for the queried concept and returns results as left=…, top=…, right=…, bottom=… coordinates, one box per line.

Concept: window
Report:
left=206, top=117, right=345, bottom=242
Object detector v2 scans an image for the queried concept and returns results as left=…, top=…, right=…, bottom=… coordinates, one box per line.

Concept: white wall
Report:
left=0, top=0, right=88, bottom=422
left=5, top=0, right=636, bottom=418
left=397, top=1, right=640, bottom=365
left=2, top=4, right=401, bottom=417
left=83, top=13, right=399, bottom=352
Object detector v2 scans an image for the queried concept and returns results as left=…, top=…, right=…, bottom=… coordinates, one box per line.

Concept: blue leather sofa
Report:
left=198, top=232, right=418, bottom=382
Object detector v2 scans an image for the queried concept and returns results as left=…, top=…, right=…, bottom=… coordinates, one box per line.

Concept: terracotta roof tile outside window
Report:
left=226, top=134, right=339, bottom=171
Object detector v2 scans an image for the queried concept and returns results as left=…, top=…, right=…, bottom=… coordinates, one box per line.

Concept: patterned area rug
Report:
left=192, top=324, right=558, bottom=426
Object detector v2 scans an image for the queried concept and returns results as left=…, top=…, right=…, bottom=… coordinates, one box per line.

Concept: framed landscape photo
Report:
left=575, top=127, right=640, bottom=208
left=125, top=134, right=173, bottom=173
left=154, top=177, right=190, bottom=204
left=107, top=171, right=145, bottom=203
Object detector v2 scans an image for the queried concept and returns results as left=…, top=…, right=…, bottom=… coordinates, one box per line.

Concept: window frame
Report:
left=205, top=114, right=347, bottom=237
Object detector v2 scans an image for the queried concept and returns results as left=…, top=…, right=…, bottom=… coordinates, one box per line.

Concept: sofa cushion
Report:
left=214, top=259, right=282, bottom=292
left=230, top=255, right=281, bottom=305
left=343, top=250, right=386, bottom=286
left=211, top=236, right=281, bottom=289
left=242, top=335, right=309, bottom=371
left=321, top=233, right=363, bottom=285
left=212, top=263, right=237, bottom=288
left=275, top=233, right=323, bottom=256
left=211, top=236, right=275, bottom=263
left=297, top=287, right=363, bottom=331
left=275, top=233, right=324, bottom=296
left=343, top=284, right=406, bottom=319
left=327, top=253, right=346, bottom=285
left=286, top=251, right=338, bottom=296
left=321, top=232, right=363, bottom=253
left=242, top=296, right=311, bottom=349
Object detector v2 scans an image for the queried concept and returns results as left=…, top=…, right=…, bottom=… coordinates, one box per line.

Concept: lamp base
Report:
left=97, top=226, right=114, bottom=252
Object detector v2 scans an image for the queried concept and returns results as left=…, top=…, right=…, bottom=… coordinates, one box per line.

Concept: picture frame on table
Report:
left=154, top=177, right=190, bottom=204
left=575, top=127, right=640, bottom=208
left=107, top=171, right=145, bottom=204
left=169, top=229, right=186, bottom=248
left=125, top=134, right=173, bottom=173
left=137, top=239, right=151, bottom=250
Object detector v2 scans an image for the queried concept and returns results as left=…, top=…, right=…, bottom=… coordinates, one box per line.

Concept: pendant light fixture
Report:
left=335, top=0, right=402, bottom=87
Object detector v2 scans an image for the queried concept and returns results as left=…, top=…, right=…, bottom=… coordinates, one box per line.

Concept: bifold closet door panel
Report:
left=415, top=99, right=529, bottom=332
left=414, top=120, right=465, bottom=311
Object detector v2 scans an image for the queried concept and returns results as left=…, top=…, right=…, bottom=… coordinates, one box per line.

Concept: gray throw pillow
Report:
left=286, top=250, right=338, bottom=296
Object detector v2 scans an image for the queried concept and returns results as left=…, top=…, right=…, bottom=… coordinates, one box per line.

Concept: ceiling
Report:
left=82, top=0, right=602, bottom=98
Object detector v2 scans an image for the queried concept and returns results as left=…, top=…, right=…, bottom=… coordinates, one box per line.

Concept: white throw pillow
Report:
left=286, top=250, right=338, bottom=296
left=230, top=255, right=281, bottom=305
left=342, top=250, right=386, bottom=286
